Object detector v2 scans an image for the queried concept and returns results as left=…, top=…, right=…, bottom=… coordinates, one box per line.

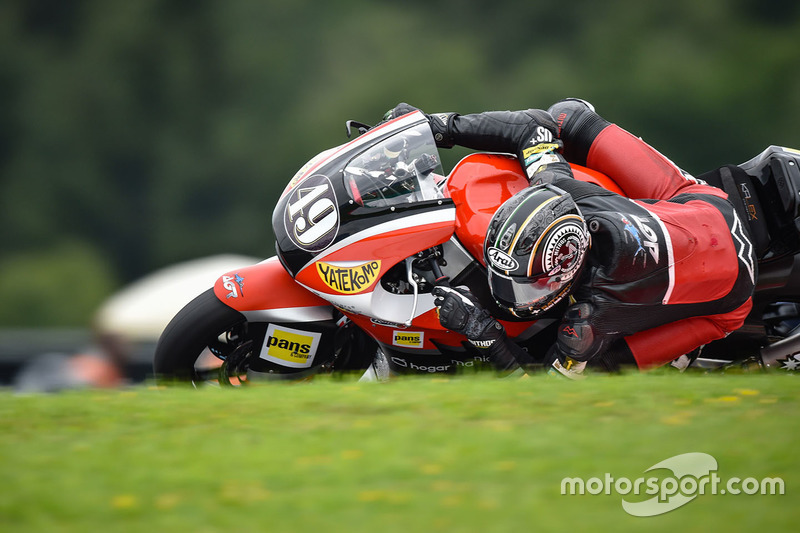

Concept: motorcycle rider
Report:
left=384, top=100, right=757, bottom=378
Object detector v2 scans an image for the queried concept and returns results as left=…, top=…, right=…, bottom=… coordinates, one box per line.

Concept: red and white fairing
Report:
left=216, top=111, right=623, bottom=354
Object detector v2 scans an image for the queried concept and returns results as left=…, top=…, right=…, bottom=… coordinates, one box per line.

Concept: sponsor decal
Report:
left=620, top=214, right=661, bottom=265
left=388, top=353, right=492, bottom=372
left=542, top=220, right=587, bottom=280
left=316, top=260, right=381, bottom=294
left=487, top=247, right=519, bottom=271
left=778, top=353, right=800, bottom=371
left=283, top=174, right=340, bottom=253
left=620, top=215, right=646, bottom=263
left=729, top=211, right=756, bottom=284
left=390, top=356, right=449, bottom=372
left=530, top=126, right=554, bottom=144
left=222, top=274, right=244, bottom=299
left=392, top=330, right=424, bottom=349
left=535, top=284, right=572, bottom=314
left=522, top=142, right=559, bottom=160
left=526, top=153, right=562, bottom=178
left=454, top=354, right=492, bottom=367
left=561, top=325, right=579, bottom=338
left=259, top=324, right=322, bottom=368
left=469, top=339, right=496, bottom=348
left=739, top=183, right=759, bottom=221
left=370, top=317, right=407, bottom=328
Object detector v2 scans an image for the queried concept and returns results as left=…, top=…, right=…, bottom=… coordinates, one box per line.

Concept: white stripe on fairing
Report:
left=298, top=207, right=456, bottom=272
left=242, top=306, right=334, bottom=323
left=638, top=203, right=676, bottom=304
left=292, top=277, right=439, bottom=325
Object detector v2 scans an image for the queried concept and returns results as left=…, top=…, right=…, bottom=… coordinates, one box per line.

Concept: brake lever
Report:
left=345, top=120, right=372, bottom=138
left=404, top=257, right=419, bottom=327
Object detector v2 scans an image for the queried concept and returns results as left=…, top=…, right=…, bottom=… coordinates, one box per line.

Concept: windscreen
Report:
left=344, top=123, right=445, bottom=208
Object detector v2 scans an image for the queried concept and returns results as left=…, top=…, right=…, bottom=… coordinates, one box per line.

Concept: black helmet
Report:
left=484, top=184, right=589, bottom=318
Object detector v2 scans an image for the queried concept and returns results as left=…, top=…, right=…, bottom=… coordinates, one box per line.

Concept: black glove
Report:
left=382, top=102, right=419, bottom=121
left=432, top=286, right=505, bottom=348
left=434, top=286, right=538, bottom=377
left=382, top=103, right=459, bottom=148
left=546, top=302, right=609, bottom=379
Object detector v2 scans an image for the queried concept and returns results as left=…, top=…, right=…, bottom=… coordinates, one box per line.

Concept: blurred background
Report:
left=1, top=0, right=799, bottom=384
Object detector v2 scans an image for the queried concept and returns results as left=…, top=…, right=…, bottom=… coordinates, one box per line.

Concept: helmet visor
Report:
left=488, top=269, right=570, bottom=318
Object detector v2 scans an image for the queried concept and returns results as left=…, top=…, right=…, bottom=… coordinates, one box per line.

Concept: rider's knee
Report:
left=547, top=98, right=610, bottom=165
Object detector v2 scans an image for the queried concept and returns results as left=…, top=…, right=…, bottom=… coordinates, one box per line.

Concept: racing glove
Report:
left=433, top=286, right=504, bottom=346
left=383, top=103, right=458, bottom=148
left=432, top=286, right=528, bottom=376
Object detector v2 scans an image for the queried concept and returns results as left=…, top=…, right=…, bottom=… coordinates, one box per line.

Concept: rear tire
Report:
left=153, top=288, right=246, bottom=384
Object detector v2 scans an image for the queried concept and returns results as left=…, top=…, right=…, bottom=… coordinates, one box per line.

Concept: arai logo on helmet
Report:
left=283, top=174, right=340, bottom=253
left=487, top=247, right=519, bottom=271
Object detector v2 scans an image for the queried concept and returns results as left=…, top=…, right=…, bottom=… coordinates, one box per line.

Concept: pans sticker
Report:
left=284, top=174, right=339, bottom=253
left=316, top=260, right=381, bottom=294
left=393, top=331, right=424, bottom=349
left=259, top=324, right=322, bottom=368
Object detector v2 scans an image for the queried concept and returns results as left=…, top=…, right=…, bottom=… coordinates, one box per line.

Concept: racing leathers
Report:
left=409, top=99, right=757, bottom=375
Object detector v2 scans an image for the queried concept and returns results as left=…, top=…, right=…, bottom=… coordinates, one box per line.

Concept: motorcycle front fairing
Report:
left=272, top=113, right=458, bottom=331
left=209, top=257, right=342, bottom=375
left=213, top=257, right=333, bottom=322
left=191, top=114, right=460, bottom=378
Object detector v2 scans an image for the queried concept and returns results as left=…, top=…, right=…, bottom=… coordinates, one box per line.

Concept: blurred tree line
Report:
left=1, top=0, right=799, bottom=327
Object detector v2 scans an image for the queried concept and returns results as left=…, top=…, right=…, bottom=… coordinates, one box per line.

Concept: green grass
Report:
left=0, top=372, right=797, bottom=532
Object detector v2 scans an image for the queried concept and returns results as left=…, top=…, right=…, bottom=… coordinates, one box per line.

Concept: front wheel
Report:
left=153, top=288, right=378, bottom=385
left=153, top=288, right=250, bottom=386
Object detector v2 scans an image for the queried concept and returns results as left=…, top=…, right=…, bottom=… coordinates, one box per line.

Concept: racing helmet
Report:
left=484, top=184, right=590, bottom=318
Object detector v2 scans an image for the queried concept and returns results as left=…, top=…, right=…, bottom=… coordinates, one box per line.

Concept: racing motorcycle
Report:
left=153, top=111, right=800, bottom=385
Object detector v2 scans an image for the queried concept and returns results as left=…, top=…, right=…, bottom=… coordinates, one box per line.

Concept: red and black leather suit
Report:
left=421, top=99, right=757, bottom=371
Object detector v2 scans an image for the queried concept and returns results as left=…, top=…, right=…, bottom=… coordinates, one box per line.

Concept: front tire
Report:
left=153, top=288, right=247, bottom=385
